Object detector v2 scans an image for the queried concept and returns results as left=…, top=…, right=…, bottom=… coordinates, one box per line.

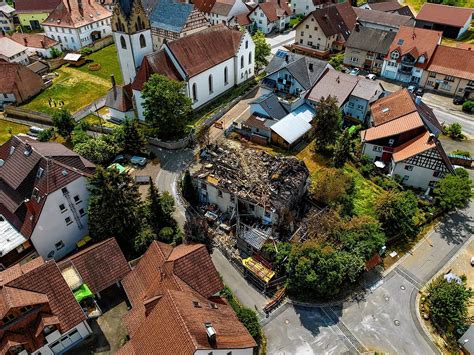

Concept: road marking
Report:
left=393, top=267, right=424, bottom=290
left=320, top=306, right=368, bottom=354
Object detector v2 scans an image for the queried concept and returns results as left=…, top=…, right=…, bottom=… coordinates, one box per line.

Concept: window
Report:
left=467, top=80, right=474, bottom=86
left=192, top=83, right=198, bottom=102
left=388, top=138, right=395, bottom=146
left=245, top=40, right=248, bottom=49
left=433, top=171, right=441, bottom=178
left=305, top=25, right=309, bottom=29
left=218, top=190, right=223, bottom=198
left=208, top=74, right=213, bottom=94
left=32, top=187, right=40, bottom=202
left=402, top=175, right=409, bottom=182
left=300, top=31, right=304, bottom=36
left=372, top=146, right=382, bottom=152
left=79, top=208, right=86, bottom=216
left=348, top=102, right=354, bottom=108
left=240, top=55, right=244, bottom=69
left=120, top=35, right=126, bottom=49
left=444, top=75, right=455, bottom=82
left=248, top=51, right=252, bottom=64
left=65, top=217, right=73, bottom=226
left=59, top=204, right=67, bottom=213
left=390, top=51, right=399, bottom=60
left=429, top=72, right=436, bottom=78
left=37, top=167, right=44, bottom=178
left=404, top=165, right=413, bottom=171
left=314, top=26, right=318, bottom=30
left=73, top=195, right=81, bottom=203
left=224, top=66, right=228, bottom=85
left=139, top=34, right=146, bottom=48
left=201, top=182, right=207, bottom=190
left=55, top=241, right=65, bottom=250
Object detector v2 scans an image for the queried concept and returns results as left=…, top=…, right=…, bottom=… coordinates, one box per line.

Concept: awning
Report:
left=73, top=284, right=94, bottom=303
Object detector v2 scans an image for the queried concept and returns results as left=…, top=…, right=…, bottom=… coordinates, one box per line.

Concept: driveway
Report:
left=266, top=30, right=296, bottom=54
left=264, top=202, right=474, bottom=355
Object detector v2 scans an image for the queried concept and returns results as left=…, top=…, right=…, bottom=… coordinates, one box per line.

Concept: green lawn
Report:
left=23, top=66, right=111, bottom=116
left=83, top=114, right=119, bottom=129
left=0, top=120, right=29, bottom=144
left=402, top=0, right=474, bottom=14
left=344, top=165, right=385, bottom=217
left=76, top=45, right=123, bottom=84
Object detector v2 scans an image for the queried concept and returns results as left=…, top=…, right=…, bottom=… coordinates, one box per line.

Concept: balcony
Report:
left=400, top=58, right=416, bottom=67
left=398, top=65, right=413, bottom=75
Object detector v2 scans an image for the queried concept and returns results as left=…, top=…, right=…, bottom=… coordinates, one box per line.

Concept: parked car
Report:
left=415, top=88, right=424, bottom=97
left=27, top=126, right=44, bottom=137
left=130, top=156, right=147, bottom=166
left=453, top=96, right=466, bottom=105
left=113, top=154, right=126, bottom=164
left=366, top=74, right=376, bottom=80
left=349, top=68, right=360, bottom=76
left=407, top=85, right=416, bottom=93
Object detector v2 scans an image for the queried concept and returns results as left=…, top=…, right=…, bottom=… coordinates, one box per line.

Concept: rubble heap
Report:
left=195, top=144, right=309, bottom=211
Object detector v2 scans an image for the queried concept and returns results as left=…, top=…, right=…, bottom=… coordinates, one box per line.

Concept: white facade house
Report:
left=130, top=25, right=255, bottom=120
left=0, top=37, right=29, bottom=64
left=206, top=0, right=249, bottom=26
left=0, top=135, right=95, bottom=267
left=42, top=0, right=112, bottom=51
left=0, top=0, right=15, bottom=32
left=248, top=2, right=291, bottom=35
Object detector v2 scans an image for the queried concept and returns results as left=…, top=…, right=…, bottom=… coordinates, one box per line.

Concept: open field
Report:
left=0, top=119, right=29, bottom=144
left=76, top=45, right=123, bottom=84
left=401, top=0, right=474, bottom=14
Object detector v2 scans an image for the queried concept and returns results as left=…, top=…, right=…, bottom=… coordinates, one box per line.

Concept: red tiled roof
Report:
left=371, top=89, right=417, bottom=126
left=368, top=1, right=401, bottom=12
left=167, top=24, right=243, bottom=77
left=131, top=50, right=182, bottom=90
left=194, top=0, right=217, bottom=13
left=255, top=1, right=291, bottom=22
left=385, top=26, right=442, bottom=68
left=9, top=33, right=58, bottom=49
left=234, top=12, right=251, bottom=26
left=392, top=131, right=435, bottom=162
left=43, top=0, right=112, bottom=28
left=14, top=0, right=61, bottom=13
left=0, top=135, right=95, bottom=239
left=426, top=45, right=474, bottom=81
left=124, top=289, right=256, bottom=355
left=299, top=1, right=356, bottom=40
left=0, top=62, right=43, bottom=103
left=0, top=286, right=49, bottom=318
left=1, top=258, right=86, bottom=334
left=416, top=3, right=473, bottom=28
left=361, top=111, right=424, bottom=141
left=59, top=238, right=130, bottom=294
left=106, top=83, right=134, bottom=112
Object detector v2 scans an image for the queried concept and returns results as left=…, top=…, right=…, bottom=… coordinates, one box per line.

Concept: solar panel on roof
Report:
left=397, top=39, right=404, bottom=45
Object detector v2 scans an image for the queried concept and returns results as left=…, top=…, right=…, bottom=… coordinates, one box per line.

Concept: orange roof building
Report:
left=415, top=3, right=473, bottom=39
left=118, top=241, right=256, bottom=354
left=360, top=89, right=453, bottom=190
left=381, top=26, right=442, bottom=84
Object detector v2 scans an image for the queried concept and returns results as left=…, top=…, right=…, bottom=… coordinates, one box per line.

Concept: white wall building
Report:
left=42, top=0, right=112, bottom=51
left=0, top=37, right=29, bottom=64
left=0, top=0, right=15, bottom=32
left=205, top=0, right=249, bottom=26
left=248, top=2, right=291, bottom=34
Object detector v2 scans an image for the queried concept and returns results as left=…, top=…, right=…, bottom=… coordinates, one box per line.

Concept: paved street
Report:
left=266, top=30, right=295, bottom=54
left=264, top=202, right=474, bottom=355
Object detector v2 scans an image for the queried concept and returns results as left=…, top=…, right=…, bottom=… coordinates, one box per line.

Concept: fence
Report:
left=4, top=105, right=52, bottom=124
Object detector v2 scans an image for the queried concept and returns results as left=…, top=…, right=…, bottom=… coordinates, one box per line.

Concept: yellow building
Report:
left=14, top=0, right=61, bottom=30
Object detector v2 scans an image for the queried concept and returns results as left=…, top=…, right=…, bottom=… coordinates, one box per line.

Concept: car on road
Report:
left=130, top=156, right=147, bottom=166
left=407, top=85, right=416, bottom=93
left=453, top=96, right=466, bottom=105
left=366, top=74, right=376, bottom=80
left=27, top=126, right=44, bottom=137
left=415, top=88, right=424, bottom=97
left=349, top=68, right=360, bottom=76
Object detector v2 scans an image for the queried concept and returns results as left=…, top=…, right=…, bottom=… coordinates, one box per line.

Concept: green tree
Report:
left=340, top=216, right=386, bottom=260
left=71, top=122, right=91, bottom=146
left=158, top=226, right=175, bottom=244
left=114, top=119, right=147, bottom=155
left=133, top=227, right=157, bottom=256
left=310, top=168, right=354, bottom=209
left=37, top=128, right=55, bottom=142
left=235, top=307, right=262, bottom=344
left=252, top=30, right=271, bottom=69
left=286, top=241, right=364, bottom=299
left=142, top=74, right=192, bottom=140
left=328, top=53, right=345, bottom=71
left=182, top=170, right=199, bottom=207
left=426, top=275, right=473, bottom=333
left=375, top=190, right=419, bottom=240
left=88, top=167, right=143, bottom=252
left=445, top=123, right=464, bottom=140
left=260, top=242, right=292, bottom=275
left=184, top=217, right=214, bottom=252
left=74, top=138, right=119, bottom=165
left=333, top=128, right=352, bottom=168
left=52, top=109, right=75, bottom=138
left=144, top=180, right=177, bottom=235
left=434, top=168, right=472, bottom=211
left=313, top=96, right=342, bottom=152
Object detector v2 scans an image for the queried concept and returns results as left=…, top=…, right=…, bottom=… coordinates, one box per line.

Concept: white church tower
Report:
left=112, top=0, right=153, bottom=84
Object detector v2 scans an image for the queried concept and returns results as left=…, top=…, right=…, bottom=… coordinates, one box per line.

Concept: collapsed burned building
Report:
left=193, top=144, right=309, bottom=256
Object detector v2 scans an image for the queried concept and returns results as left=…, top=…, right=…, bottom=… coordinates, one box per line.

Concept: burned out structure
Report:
left=194, top=144, right=309, bottom=256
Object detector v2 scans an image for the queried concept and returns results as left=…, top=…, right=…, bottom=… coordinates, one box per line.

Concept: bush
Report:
left=79, top=47, right=93, bottom=56
left=37, top=128, right=55, bottom=142
left=462, top=101, right=474, bottom=113
left=359, top=154, right=374, bottom=177
left=434, top=168, right=473, bottom=211
left=158, top=226, right=175, bottom=244
left=451, top=149, right=471, bottom=158
left=445, top=123, right=464, bottom=140
left=50, top=46, right=62, bottom=59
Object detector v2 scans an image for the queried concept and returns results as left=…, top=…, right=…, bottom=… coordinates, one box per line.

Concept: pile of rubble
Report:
left=196, top=144, right=309, bottom=211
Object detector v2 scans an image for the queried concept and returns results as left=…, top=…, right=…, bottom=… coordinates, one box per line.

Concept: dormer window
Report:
left=418, top=55, right=425, bottom=64
left=390, top=51, right=399, bottom=60
left=44, top=325, right=57, bottom=336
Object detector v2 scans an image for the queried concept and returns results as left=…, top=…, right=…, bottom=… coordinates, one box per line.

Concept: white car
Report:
left=366, top=74, right=376, bottom=80
left=470, top=256, right=474, bottom=266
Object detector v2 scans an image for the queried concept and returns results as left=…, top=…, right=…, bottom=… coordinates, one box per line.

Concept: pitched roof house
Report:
left=381, top=26, right=442, bottom=83
left=361, top=1, right=414, bottom=17
left=0, top=257, right=92, bottom=354
left=289, top=0, right=336, bottom=17
left=148, top=0, right=209, bottom=49
left=247, top=0, right=291, bottom=34
left=0, top=135, right=95, bottom=267
left=118, top=241, right=256, bottom=354
left=0, top=0, right=15, bottom=32
left=8, top=33, right=61, bottom=59
left=353, top=8, right=414, bottom=31
left=292, top=1, right=357, bottom=58
left=421, top=45, right=474, bottom=100
left=415, top=3, right=473, bottom=39
left=343, top=26, right=396, bottom=73
left=307, top=68, right=385, bottom=122
left=0, top=62, right=44, bottom=108
left=131, top=24, right=255, bottom=119
left=42, top=0, right=113, bottom=50
left=199, top=0, right=250, bottom=27
left=360, top=89, right=452, bottom=190
left=105, top=79, right=135, bottom=122
left=0, top=37, right=29, bottom=65
left=14, top=0, right=61, bottom=30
